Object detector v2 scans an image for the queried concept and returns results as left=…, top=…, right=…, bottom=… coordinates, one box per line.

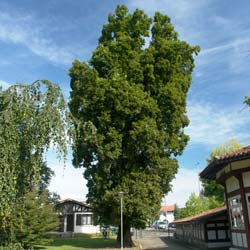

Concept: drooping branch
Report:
left=0, top=80, right=71, bottom=230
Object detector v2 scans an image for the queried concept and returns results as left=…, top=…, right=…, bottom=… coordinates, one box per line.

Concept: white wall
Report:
left=243, top=172, right=250, bottom=187
left=73, top=212, right=100, bottom=234
left=74, top=224, right=100, bottom=234
left=226, top=176, right=239, bottom=193
left=159, top=211, right=175, bottom=223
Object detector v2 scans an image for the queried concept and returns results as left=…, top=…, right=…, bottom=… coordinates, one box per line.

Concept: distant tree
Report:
left=38, top=162, right=61, bottom=204
left=175, top=205, right=188, bottom=220
left=201, top=139, right=242, bottom=203
left=205, top=139, right=242, bottom=164
left=0, top=80, right=70, bottom=245
left=38, top=162, right=55, bottom=194
left=69, top=5, right=199, bottom=246
left=48, top=192, right=61, bottom=205
left=175, top=192, right=223, bottom=219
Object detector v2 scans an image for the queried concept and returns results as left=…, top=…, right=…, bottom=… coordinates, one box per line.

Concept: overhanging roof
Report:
left=200, top=146, right=250, bottom=180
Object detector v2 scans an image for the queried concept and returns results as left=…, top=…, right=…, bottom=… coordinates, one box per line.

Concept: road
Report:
left=133, top=229, right=191, bottom=250
left=133, top=229, right=228, bottom=250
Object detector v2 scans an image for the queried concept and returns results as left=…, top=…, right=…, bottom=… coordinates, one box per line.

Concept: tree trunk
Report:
left=117, top=223, right=133, bottom=247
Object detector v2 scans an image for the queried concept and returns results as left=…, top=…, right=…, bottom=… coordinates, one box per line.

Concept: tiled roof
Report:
left=160, top=205, right=176, bottom=212
left=200, top=146, right=250, bottom=179
left=173, top=206, right=227, bottom=224
left=216, top=146, right=250, bottom=161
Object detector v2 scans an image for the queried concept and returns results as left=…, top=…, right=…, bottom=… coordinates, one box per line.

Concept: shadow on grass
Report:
left=36, top=234, right=119, bottom=249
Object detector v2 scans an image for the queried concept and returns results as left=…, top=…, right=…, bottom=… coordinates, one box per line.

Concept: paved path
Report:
left=135, top=237, right=199, bottom=250
left=133, top=229, right=228, bottom=250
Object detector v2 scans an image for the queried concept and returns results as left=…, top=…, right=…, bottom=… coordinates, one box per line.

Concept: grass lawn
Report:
left=37, top=234, right=121, bottom=250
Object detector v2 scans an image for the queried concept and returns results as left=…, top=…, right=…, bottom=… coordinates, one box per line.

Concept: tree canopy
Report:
left=244, top=96, right=250, bottom=106
left=69, top=5, right=199, bottom=246
left=0, top=80, right=70, bottom=238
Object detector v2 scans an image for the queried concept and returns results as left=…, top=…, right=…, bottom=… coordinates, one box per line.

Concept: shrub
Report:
left=0, top=243, right=24, bottom=250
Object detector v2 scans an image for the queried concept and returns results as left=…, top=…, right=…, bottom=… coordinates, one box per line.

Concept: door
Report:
left=66, top=214, right=74, bottom=232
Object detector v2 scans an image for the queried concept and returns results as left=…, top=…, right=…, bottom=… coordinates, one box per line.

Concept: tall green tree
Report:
left=69, top=5, right=199, bottom=246
left=201, top=139, right=242, bottom=203
left=0, top=80, right=70, bottom=241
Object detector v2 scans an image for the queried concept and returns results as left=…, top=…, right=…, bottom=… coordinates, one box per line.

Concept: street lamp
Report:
left=196, top=162, right=203, bottom=212
left=119, top=192, right=125, bottom=250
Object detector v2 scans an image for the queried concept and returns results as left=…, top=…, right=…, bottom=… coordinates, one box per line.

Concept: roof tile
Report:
left=173, top=206, right=226, bottom=224
left=160, top=205, right=176, bottom=212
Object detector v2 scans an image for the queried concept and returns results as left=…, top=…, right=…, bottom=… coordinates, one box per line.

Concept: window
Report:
left=76, top=214, right=93, bottom=225
left=228, top=195, right=245, bottom=229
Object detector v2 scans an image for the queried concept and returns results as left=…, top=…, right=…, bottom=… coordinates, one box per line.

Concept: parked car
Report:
left=158, top=221, right=168, bottom=229
left=153, top=221, right=168, bottom=230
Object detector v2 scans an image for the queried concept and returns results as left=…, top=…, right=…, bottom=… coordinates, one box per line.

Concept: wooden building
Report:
left=174, top=206, right=231, bottom=249
left=56, top=199, right=100, bottom=234
left=200, top=146, right=250, bottom=250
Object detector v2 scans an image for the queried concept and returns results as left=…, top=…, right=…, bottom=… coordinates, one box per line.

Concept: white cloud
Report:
left=186, top=101, right=250, bottom=147
left=165, top=167, right=200, bottom=207
left=127, top=0, right=210, bottom=43
left=200, top=38, right=250, bottom=58
left=128, top=0, right=208, bottom=19
left=196, top=15, right=250, bottom=75
left=0, top=80, right=11, bottom=90
left=0, top=12, right=74, bottom=65
left=49, top=162, right=87, bottom=202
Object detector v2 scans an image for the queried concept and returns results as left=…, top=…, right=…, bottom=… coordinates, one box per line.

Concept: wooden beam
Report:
left=236, top=173, right=250, bottom=249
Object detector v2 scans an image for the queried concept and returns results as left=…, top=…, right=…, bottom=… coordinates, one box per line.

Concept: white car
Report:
left=154, top=221, right=168, bottom=229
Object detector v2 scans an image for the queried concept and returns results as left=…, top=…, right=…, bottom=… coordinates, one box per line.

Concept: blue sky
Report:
left=1, top=0, right=250, bottom=207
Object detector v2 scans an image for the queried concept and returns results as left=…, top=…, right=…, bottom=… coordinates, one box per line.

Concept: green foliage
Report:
left=175, top=193, right=223, bottom=219
left=0, top=80, right=70, bottom=237
left=0, top=243, right=24, bottom=250
left=201, top=179, right=225, bottom=202
left=206, top=138, right=242, bottom=163
left=48, top=192, right=61, bottom=205
left=38, top=162, right=55, bottom=194
left=244, top=96, right=250, bottom=106
left=5, top=190, right=59, bottom=249
left=69, top=5, right=199, bottom=245
left=201, top=139, right=242, bottom=203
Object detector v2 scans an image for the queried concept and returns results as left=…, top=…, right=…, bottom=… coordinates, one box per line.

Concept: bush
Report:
left=0, top=243, right=24, bottom=250
left=1, top=190, right=59, bottom=249
left=11, top=191, right=59, bottom=249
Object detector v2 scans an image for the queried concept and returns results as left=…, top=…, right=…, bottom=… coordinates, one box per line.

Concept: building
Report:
left=174, top=206, right=231, bottom=249
left=160, top=205, right=176, bottom=223
left=56, top=199, right=100, bottom=234
left=200, top=146, right=250, bottom=250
